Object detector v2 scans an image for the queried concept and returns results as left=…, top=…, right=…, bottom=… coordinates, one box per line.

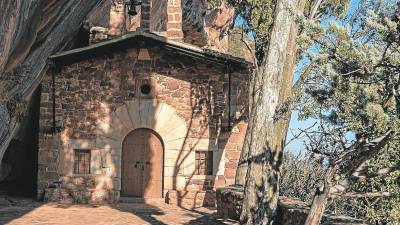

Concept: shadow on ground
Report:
left=0, top=196, right=236, bottom=225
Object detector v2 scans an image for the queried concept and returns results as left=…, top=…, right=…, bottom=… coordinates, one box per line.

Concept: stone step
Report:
left=119, top=197, right=165, bottom=204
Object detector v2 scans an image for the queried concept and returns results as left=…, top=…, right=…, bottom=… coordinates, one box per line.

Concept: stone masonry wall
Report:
left=38, top=45, right=249, bottom=206
left=216, top=186, right=367, bottom=225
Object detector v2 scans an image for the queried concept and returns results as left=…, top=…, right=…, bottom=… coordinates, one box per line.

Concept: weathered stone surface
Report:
left=166, top=190, right=216, bottom=209
left=108, top=0, right=125, bottom=36
left=182, top=0, right=235, bottom=52
left=44, top=186, right=118, bottom=204
left=216, top=186, right=367, bottom=225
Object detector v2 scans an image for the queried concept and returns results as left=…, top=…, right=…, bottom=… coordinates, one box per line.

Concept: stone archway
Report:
left=95, top=99, right=188, bottom=197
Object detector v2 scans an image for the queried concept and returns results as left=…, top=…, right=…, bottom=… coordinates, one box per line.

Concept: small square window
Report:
left=74, top=149, right=91, bottom=174
left=195, top=151, right=213, bottom=175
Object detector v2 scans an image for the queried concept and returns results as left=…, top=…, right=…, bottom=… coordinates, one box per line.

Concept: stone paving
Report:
left=0, top=197, right=238, bottom=225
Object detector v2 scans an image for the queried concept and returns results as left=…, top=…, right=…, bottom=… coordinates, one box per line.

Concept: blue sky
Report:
left=286, top=0, right=363, bottom=153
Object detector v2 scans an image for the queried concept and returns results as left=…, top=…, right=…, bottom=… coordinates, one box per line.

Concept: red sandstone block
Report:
left=224, top=168, right=237, bottom=179
left=167, top=7, right=181, bottom=14
left=225, top=178, right=235, bottom=186
left=167, top=30, right=184, bottom=38
left=228, top=133, right=246, bottom=144
left=221, top=142, right=238, bottom=150
left=168, top=0, right=181, bottom=6
left=168, top=14, right=175, bottom=22
left=225, top=151, right=242, bottom=160
left=213, top=178, right=226, bottom=188
left=167, top=22, right=182, bottom=30
left=225, top=161, right=238, bottom=169
left=173, top=13, right=182, bottom=20
left=185, top=184, right=202, bottom=192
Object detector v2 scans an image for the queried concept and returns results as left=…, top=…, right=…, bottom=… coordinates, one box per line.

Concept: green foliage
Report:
left=319, top=0, right=350, bottom=17
left=304, top=0, right=351, bottom=18
left=328, top=144, right=400, bottom=224
left=295, top=1, right=400, bottom=223
left=298, top=1, right=400, bottom=134
left=221, top=0, right=353, bottom=62
left=226, top=0, right=276, bottom=61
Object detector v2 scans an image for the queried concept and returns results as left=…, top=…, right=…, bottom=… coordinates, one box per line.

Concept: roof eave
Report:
left=49, top=31, right=254, bottom=69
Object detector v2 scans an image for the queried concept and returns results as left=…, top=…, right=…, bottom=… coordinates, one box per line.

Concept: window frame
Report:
left=194, top=151, right=213, bottom=175
left=73, top=149, right=91, bottom=175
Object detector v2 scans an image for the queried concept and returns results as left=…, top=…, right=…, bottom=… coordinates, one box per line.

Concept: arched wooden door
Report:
left=121, top=129, right=163, bottom=198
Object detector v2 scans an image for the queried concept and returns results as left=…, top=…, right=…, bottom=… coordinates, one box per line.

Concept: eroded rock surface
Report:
left=183, top=0, right=235, bottom=52
left=0, top=0, right=106, bottom=169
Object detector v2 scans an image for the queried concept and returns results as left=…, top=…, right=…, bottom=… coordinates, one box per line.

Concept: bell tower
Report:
left=107, top=0, right=184, bottom=42
left=139, top=0, right=151, bottom=32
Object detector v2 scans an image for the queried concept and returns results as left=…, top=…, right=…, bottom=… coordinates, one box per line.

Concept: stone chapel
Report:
left=37, top=0, right=251, bottom=208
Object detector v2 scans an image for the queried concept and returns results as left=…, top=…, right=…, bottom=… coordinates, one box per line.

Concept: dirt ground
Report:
left=0, top=197, right=237, bottom=225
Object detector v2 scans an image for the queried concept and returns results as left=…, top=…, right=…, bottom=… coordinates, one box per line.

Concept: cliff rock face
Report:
left=86, top=0, right=235, bottom=49
left=0, top=0, right=238, bottom=176
left=0, top=0, right=107, bottom=173
left=183, top=0, right=235, bottom=52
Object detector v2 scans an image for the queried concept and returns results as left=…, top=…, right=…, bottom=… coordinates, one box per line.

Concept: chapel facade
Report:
left=37, top=0, right=251, bottom=208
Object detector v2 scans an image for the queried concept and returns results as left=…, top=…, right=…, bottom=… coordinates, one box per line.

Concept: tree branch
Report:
left=352, top=164, right=400, bottom=181
left=309, top=0, right=324, bottom=19
left=331, top=192, right=393, bottom=198
left=342, top=129, right=393, bottom=177
left=284, top=122, right=317, bottom=148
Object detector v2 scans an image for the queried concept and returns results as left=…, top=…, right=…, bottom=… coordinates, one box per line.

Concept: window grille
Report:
left=195, top=151, right=213, bottom=175
left=74, top=149, right=91, bottom=174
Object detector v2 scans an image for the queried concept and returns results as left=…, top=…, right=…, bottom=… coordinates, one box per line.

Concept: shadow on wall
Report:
left=87, top=50, right=248, bottom=206
left=167, top=72, right=248, bottom=209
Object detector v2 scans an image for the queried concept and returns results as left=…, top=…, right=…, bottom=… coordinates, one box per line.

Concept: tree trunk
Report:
left=235, top=0, right=306, bottom=186
left=305, top=166, right=335, bottom=225
left=238, top=0, right=305, bottom=224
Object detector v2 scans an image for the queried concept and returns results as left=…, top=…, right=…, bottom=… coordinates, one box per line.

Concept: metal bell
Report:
left=126, top=0, right=142, bottom=16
